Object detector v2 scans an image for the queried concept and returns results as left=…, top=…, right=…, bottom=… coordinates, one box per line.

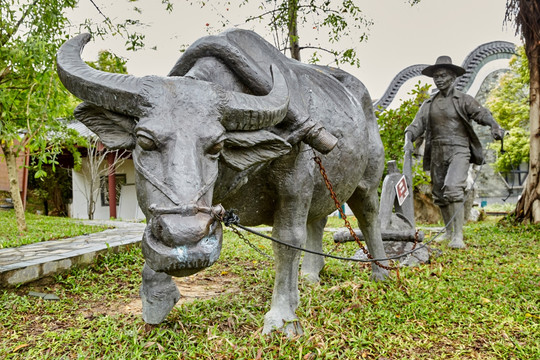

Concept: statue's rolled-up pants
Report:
left=430, top=142, right=470, bottom=247
left=430, top=142, right=471, bottom=206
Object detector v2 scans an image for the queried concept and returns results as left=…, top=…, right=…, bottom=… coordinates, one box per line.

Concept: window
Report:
left=100, top=174, right=126, bottom=206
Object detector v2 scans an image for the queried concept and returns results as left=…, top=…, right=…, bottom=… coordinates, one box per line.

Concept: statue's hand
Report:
left=403, top=131, right=415, bottom=152
left=491, top=126, right=505, bottom=141
left=404, top=138, right=414, bottom=153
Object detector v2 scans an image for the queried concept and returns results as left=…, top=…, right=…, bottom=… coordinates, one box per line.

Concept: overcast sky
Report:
left=67, top=0, right=521, bottom=101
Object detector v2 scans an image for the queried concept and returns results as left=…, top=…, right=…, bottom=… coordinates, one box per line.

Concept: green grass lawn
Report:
left=0, top=217, right=538, bottom=359
left=0, top=210, right=112, bottom=248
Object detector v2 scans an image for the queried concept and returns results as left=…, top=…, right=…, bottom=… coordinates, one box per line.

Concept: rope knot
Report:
left=222, top=209, right=240, bottom=226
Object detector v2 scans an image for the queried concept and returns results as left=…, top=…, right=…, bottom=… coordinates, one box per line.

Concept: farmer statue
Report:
left=404, top=56, right=505, bottom=248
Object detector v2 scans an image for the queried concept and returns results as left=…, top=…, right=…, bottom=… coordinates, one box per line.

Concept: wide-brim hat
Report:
left=421, top=56, right=466, bottom=77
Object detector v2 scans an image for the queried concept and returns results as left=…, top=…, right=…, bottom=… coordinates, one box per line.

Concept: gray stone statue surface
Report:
left=404, top=56, right=504, bottom=248
left=57, top=29, right=388, bottom=337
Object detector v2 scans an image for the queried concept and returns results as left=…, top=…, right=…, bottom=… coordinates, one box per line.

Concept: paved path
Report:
left=0, top=220, right=145, bottom=288
left=0, top=218, right=444, bottom=288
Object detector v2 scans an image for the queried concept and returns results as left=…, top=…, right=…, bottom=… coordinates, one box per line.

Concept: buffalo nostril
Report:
left=155, top=220, right=163, bottom=238
left=152, top=213, right=217, bottom=246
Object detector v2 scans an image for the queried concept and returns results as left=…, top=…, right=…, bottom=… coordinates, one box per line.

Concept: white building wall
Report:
left=71, top=158, right=144, bottom=220
left=72, top=168, right=90, bottom=219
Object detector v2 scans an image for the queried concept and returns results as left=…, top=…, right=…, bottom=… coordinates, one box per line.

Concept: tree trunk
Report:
left=515, top=45, right=540, bottom=223
left=4, top=148, right=27, bottom=232
left=87, top=182, right=95, bottom=220
left=287, top=0, right=301, bottom=61
left=107, top=152, right=117, bottom=219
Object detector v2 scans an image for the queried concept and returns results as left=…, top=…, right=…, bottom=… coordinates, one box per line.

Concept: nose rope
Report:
left=191, top=166, right=220, bottom=203
left=133, top=156, right=181, bottom=205
left=149, top=203, right=225, bottom=220
left=134, top=155, right=220, bottom=208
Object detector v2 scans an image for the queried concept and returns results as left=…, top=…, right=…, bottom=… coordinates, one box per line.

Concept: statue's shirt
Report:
left=406, top=87, right=499, bottom=169
left=430, top=93, right=469, bottom=147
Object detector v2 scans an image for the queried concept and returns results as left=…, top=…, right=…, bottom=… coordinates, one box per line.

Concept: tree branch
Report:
left=88, top=0, right=110, bottom=21
left=298, top=45, right=336, bottom=54
left=0, top=0, right=40, bottom=47
left=242, top=4, right=343, bottom=24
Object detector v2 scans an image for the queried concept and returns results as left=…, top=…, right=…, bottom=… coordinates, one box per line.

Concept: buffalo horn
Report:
left=56, top=33, right=148, bottom=117
left=221, top=65, right=289, bottom=131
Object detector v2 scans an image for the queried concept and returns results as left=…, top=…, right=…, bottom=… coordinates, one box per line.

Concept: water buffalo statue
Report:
left=57, top=29, right=388, bottom=336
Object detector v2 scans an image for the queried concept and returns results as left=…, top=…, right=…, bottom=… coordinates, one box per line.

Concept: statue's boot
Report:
left=140, top=263, right=181, bottom=324
left=448, top=202, right=466, bottom=249
left=439, top=204, right=453, bottom=242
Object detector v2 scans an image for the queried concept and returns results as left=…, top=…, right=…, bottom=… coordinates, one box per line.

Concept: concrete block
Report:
left=43, top=259, right=72, bottom=276
left=7, top=265, right=40, bottom=286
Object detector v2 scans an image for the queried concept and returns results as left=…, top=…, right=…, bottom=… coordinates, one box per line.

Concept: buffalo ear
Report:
left=221, top=130, right=291, bottom=171
left=74, top=102, right=136, bottom=149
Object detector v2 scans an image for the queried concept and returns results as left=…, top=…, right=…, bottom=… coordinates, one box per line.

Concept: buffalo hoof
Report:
left=140, top=263, right=181, bottom=324
left=300, top=255, right=324, bottom=284
left=437, top=231, right=451, bottom=242
left=300, top=272, right=320, bottom=284
left=370, top=264, right=390, bottom=282
left=448, top=239, right=466, bottom=249
left=262, top=309, right=303, bottom=337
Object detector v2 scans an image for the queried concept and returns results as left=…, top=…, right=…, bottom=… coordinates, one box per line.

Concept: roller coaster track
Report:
left=373, top=41, right=516, bottom=111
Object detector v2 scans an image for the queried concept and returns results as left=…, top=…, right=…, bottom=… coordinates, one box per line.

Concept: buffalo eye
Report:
left=137, top=134, right=157, bottom=151
left=206, top=141, right=224, bottom=158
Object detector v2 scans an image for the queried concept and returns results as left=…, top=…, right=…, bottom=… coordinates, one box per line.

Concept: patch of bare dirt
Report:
left=119, top=272, right=242, bottom=315
left=10, top=269, right=242, bottom=319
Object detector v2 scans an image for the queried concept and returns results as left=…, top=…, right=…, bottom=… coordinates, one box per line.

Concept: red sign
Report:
left=395, top=175, right=409, bottom=206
